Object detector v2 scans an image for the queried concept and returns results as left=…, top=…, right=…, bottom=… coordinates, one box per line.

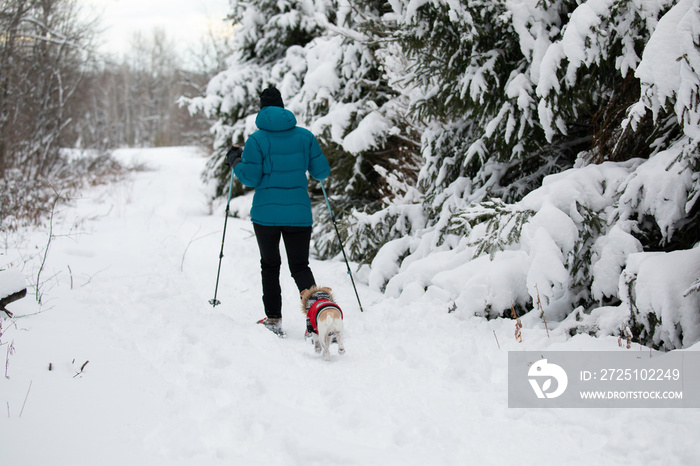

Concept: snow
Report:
left=525, top=225, right=571, bottom=310
left=435, top=249, right=531, bottom=317
left=342, top=111, right=392, bottom=154
left=1, top=147, right=699, bottom=465
left=367, top=236, right=414, bottom=291
left=590, top=223, right=643, bottom=301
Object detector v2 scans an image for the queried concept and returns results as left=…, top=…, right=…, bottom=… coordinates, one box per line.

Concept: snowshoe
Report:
left=257, top=317, right=286, bottom=338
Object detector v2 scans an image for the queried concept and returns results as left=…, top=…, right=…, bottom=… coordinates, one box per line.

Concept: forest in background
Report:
left=0, top=0, right=225, bottom=231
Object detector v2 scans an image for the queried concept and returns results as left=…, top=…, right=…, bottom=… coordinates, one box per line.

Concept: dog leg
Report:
left=312, top=333, right=322, bottom=353
left=336, top=331, right=345, bottom=355
left=322, top=332, right=332, bottom=360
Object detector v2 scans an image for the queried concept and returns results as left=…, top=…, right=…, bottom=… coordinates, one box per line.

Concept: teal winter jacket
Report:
left=234, top=106, right=331, bottom=227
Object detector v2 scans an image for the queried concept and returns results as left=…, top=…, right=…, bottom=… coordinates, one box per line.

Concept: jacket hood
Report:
left=255, top=106, right=297, bottom=132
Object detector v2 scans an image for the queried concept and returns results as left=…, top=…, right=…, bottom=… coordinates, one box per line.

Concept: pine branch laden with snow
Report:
left=453, top=199, right=535, bottom=259
left=685, top=278, right=700, bottom=297
left=327, top=191, right=426, bottom=265
left=628, top=0, right=700, bottom=140
left=623, top=246, right=700, bottom=350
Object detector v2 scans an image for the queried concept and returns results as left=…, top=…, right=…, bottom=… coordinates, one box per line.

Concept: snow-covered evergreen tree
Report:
left=189, top=0, right=700, bottom=349
left=350, top=0, right=700, bottom=349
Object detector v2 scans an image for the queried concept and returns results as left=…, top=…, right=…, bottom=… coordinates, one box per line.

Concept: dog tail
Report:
left=318, top=308, right=343, bottom=332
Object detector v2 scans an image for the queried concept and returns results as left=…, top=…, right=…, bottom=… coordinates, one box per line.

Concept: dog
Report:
left=300, top=286, right=345, bottom=359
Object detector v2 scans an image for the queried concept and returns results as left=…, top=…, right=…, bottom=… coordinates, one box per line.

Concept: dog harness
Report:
left=306, top=293, right=343, bottom=334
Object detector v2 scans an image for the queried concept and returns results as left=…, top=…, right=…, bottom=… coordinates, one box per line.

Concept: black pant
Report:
left=253, top=223, right=316, bottom=319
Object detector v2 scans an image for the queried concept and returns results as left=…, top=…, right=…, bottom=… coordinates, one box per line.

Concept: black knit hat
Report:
left=260, top=86, right=284, bottom=109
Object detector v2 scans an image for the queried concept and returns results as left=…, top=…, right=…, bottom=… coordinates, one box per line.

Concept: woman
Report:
left=228, top=86, right=330, bottom=336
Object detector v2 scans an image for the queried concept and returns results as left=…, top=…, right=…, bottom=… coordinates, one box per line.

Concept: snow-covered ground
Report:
left=1, top=147, right=698, bottom=465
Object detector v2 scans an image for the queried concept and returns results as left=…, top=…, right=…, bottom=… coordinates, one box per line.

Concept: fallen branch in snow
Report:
left=493, top=330, right=501, bottom=349
left=67, top=265, right=73, bottom=290
left=19, top=380, right=32, bottom=418
left=73, top=360, right=89, bottom=378
left=180, top=228, right=218, bottom=272
left=79, top=266, right=110, bottom=288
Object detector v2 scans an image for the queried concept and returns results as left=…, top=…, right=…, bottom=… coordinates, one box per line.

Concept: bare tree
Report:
left=1, top=6, right=220, bottom=228
left=72, top=28, right=213, bottom=150
left=0, top=0, right=106, bottom=230
left=0, top=0, right=97, bottom=179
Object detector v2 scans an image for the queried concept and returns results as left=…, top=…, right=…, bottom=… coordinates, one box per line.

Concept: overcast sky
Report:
left=80, top=0, right=231, bottom=57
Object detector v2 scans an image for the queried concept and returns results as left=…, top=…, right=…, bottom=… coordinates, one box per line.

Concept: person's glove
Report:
left=225, top=146, right=243, bottom=167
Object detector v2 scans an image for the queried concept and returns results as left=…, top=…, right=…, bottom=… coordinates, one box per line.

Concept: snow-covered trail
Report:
left=2, top=147, right=697, bottom=465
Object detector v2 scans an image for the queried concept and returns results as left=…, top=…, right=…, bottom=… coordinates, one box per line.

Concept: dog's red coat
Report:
left=307, top=298, right=343, bottom=334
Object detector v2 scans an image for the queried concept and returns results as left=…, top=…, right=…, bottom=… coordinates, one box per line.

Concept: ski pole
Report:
left=209, top=165, right=235, bottom=307
left=320, top=181, right=364, bottom=312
